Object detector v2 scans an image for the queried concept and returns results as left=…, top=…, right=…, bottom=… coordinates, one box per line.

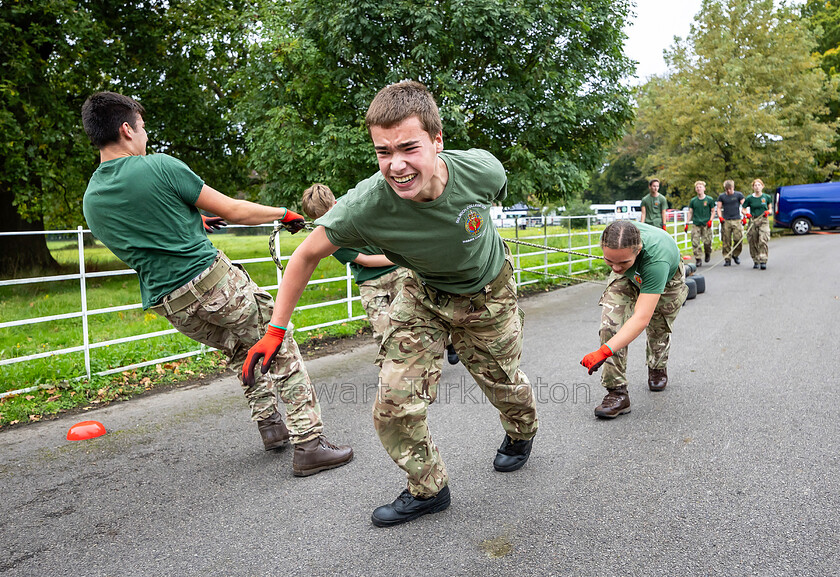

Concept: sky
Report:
left=623, top=0, right=803, bottom=82
left=622, top=0, right=704, bottom=83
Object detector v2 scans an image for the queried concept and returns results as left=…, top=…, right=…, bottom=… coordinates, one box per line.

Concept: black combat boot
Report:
left=371, top=486, right=451, bottom=527
left=493, top=434, right=535, bottom=472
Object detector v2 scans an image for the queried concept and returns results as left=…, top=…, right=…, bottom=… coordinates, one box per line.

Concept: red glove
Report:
left=684, top=224, right=689, bottom=233
left=281, top=208, right=306, bottom=234
left=201, top=215, right=227, bottom=233
left=763, top=210, right=769, bottom=217
left=745, top=213, right=751, bottom=219
left=706, top=220, right=712, bottom=228
left=719, top=217, right=725, bottom=224
left=581, top=344, right=613, bottom=375
left=741, top=217, right=747, bottom=225
left=242, top=325, right=287, bottom=386
left=661, top=224, right=667, bottom=230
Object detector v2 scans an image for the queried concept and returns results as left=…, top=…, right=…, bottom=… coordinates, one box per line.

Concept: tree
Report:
left=636, top=0, right=838, bottom=202
left=0, top=0, right=251, bottom=277
left=585, top=126, right=655, bottom=204
left=236, top=0, right=636, bottom=207
left=802, top=0, right=840, bottom=174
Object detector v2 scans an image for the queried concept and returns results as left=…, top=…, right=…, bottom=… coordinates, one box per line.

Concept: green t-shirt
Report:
left=333, top=246, right=399, bottom=284
left=641, top=193, right=669, bottom=226
left=688, top=195, right=716, bottom=225
left=623, top=221, right=681, bottom=294
left=315, top=149, right=507, bottom=294
left=742, top=193, right=772, bottom=217
left=83, top=153, right=216, bottom=309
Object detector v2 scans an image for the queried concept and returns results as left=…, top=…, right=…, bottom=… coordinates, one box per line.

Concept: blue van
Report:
left=774, top=182, right=840, bottom=235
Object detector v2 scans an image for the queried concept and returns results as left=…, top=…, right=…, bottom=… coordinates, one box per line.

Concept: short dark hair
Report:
left=82, top=92, right=145, bottom=149
left=649, top=178, right=660, bottom=187
left=365, top=81, right=442, bottom=140
left=601, top=220, right=642, bottom=250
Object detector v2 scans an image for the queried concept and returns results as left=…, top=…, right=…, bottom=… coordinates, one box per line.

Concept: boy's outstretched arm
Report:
left=242, top=226, right=338, bottom=385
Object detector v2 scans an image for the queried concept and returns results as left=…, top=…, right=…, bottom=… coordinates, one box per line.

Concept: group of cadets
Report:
left=79, top=81, right=774, bottom=529
left=641, top=178, right=774, bottom=269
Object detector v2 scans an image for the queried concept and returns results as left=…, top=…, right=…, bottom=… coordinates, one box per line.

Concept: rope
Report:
left=702, top=219, right=755, bottom=273
left=268, top=220, right=318, bottom=270
left=503, top=238, right=608, bottom=286
left=268, top=225, right=284, bottom=270
left=504, top=237, right=605, bottom=260
left=517, top=267, right=608, bottom=286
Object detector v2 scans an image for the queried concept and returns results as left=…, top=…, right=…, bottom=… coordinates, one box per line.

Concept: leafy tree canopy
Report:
left=235, top=0, right=636, bottom=207
left=636, top=0, right=838, bottom=206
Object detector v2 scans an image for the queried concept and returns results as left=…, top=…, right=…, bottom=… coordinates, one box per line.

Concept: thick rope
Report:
left=268, top=225, right=284, bottom=270
left=504, top=237, right=605, bottom=260
left=702, top=219, right=755, bottom=273
left=503, top=238, right=608, bottom=286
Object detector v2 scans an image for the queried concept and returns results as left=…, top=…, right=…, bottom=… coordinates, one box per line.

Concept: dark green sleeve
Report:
left=640, top=261, right=671, bottom=294
left=332, top=248, right=360, bottom=265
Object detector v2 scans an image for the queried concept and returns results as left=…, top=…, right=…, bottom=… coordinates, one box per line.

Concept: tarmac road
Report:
left=1, top=232, right=838, bottom=577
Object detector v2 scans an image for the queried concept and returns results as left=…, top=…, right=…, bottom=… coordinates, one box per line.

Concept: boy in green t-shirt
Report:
left=244, top=81, right=539, bottom=527
left=743, top=178, right=773, bottom=269
left=684, top=180, right=718, bottom=266
left=301, top=183, right=460, bottom=364
left=640, top=179, right=669, bottom=229
left=80, top=92, right=352, bottom=476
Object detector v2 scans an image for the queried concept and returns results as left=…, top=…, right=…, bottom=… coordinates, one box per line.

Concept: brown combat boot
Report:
left=594, top=386, right=630, bottom=419
left=257, top=411, right=290, bottom=451
left=648, top=367, right=668, bottom=391
left=293, top=436, right=353, bottom=477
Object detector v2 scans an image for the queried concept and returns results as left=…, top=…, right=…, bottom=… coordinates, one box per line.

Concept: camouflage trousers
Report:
left=690, top=224, right=713, bottom=259
left=721, top=219, right=744, bottom=259
left=359, top=267, right=411, bottom=343
left=746, top=216, right=770, bottom=263
left=374, top=258, right=539, bottom=498
left=153, top=251, right=323, bottom=442
left=598, top=261, right=688, bottom=390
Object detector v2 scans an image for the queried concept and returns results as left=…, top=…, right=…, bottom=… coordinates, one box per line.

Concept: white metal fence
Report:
left=0, top=213, right=698, bottom=398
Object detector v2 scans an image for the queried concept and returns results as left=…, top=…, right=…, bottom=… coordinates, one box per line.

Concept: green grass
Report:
left=0, top=221, right=695, bottom=427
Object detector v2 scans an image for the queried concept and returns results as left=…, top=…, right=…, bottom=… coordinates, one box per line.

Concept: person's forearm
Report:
left=605, top=313, right=648, bottom=353
left=354, top=254, right=395, bottom=267
left=225, top=200, right=290, bottom=225
left=269, top=252, right=320, bottom=328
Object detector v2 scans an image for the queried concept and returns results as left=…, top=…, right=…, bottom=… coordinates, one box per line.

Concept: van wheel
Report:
left=792, top=217, right=811, bottom=235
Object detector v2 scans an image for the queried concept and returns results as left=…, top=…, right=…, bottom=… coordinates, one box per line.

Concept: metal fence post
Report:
left=346, top=263, right=353, bottom=319
left=514, top=217, right=521, bottom=287
left=567, top=215, right=572, bottom=275
left=78, top=226, right=91, bottom=379
left=587, top=216, right=592, bottom=271
left=543, top=216, right=548, bottom=276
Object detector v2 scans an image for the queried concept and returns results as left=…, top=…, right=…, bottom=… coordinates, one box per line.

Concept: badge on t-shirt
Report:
left=465, top=210, right=482, bottom=236
left=634, top=272, right=643, bottom=285
left=456, top=203, right=488, bottom=243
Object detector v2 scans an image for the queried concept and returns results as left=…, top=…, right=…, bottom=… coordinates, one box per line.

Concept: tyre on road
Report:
left=685, top=277, right=697, bottom=300
left=692, top=274, right=705, bottom=294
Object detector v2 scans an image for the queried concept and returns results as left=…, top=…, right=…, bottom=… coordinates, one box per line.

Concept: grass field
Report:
left=0, top=220, right=693, bottom=427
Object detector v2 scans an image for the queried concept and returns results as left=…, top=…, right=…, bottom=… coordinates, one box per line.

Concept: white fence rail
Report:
left=0, top=213, right=698, bottom=398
